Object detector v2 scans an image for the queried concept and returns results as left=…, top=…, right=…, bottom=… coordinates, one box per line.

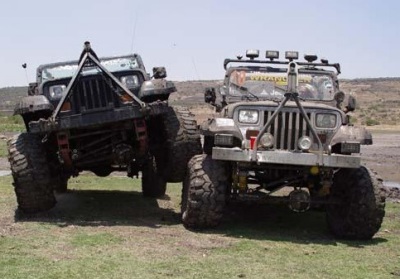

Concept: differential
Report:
left=288, top=189, right=311, bottom=212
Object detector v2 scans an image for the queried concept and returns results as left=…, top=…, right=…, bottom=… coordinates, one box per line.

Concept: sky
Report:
left=1, top=0, right=399, bottom=87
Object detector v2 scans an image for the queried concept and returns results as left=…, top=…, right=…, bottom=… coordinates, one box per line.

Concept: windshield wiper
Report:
left=236, top=85, right=259, bottom=101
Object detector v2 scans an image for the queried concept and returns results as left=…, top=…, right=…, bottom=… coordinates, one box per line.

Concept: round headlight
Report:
left=238, top=110, right=259, bottom=124
left=49, top=85, right=66, bottom=100
left=298, top=136, right=312, bottom=151
left=260, top=133, right=274, bottom=148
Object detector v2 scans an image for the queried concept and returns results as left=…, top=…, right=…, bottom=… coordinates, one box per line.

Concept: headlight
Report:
left=238, top=110, right=259, bottom=124
left=120, top=75, right=139, bottom=89
left=49, top=85, right=66, bottom=100
left=316, top=113, right=337, bottom=128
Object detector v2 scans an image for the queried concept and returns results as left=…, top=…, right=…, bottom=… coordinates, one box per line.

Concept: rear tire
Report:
left=327, top=166, right=385, bottom=240
left=161, top=106, right=202, bottom=182
left=141, top=154, right=167, bottom=198
left=7, top=133, right=56, bottom=213
left=181, top=154, right=228, bottom=229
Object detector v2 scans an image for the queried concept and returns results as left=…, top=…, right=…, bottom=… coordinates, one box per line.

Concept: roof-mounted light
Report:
left=304, top=54, right=318, bottom=63
left=285, top=51, right=299, bottom=61
left=266, top=50, right=279, bottom=60
left=321, top=58, right=329, bottom=64
left=236, top=55, right=243, bottom=60
left=246, top=49, right=260, bottom=60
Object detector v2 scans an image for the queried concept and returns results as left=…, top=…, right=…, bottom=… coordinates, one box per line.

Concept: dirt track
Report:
left=361, top=131, right=400, bottom=184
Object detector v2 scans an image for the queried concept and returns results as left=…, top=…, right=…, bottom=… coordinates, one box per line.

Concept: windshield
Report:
left=228, top=70, right=336, bottom=101
left=40, top=56, right=140, bottom=82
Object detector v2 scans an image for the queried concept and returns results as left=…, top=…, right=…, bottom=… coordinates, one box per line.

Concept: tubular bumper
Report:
left=212, top=147, right=360, bottom=168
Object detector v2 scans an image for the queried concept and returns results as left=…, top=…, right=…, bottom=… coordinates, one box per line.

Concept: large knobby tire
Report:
left=141, top=155, right=167, bottom=198
left=181, top=154, right=228, bottom=229
left=327, top=166, right=386, bottom=240
left=162, top=106, right=202, bottom=182
left=7, top=133, right=56, bottom=213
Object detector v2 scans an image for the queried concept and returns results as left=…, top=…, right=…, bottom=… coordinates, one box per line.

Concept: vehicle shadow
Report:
left=14, top=189, right=180, bottom=228
left=207, top=203, right=388, bottom=247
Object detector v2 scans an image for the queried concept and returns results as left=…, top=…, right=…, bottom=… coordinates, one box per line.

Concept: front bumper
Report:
left=212, top=147, right=360, bottom=168
left=29, top=101, right=169, bottom=133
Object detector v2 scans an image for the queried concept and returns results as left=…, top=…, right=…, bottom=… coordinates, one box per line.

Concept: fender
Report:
left=138, top=79, right=176, bottom=102
left=14, top=95, right=53, bottom=116
left=330, top=125, right=373, bottom=146
left=201, top=118, right=243, bottom=142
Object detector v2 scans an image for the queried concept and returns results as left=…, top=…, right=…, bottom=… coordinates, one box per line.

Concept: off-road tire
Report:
left=162, top=106, right=202, bottom=182
left=7, top=133, right=56, bottom=213
left=141, top=155, right=167, bottom=198
left=181, top=154, right=228, bottom=229
left=327, top=166, right=386, bottom=240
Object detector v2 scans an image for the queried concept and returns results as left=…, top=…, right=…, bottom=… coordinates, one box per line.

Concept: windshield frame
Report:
left=224, top=66, right=338, bottom=102
left=36, top=54, right=146, bottom=84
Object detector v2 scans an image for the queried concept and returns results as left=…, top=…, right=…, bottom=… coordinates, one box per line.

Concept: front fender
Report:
left=201, top=118, right=243, bottom=141
left=14, top=95, right=54, bottom=116
left=331, top=125, right=373, bottom=146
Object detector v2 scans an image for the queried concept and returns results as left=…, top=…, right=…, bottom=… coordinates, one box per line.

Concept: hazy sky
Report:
left=1, top=0, right=399, bottom=87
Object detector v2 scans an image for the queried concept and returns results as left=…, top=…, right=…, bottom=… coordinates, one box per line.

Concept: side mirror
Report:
left=28, top=82, right=38, bottom=96
left=204, top=87, right=216, bottom=104
left=152, top=67, right=167, bottom=79
left=346, top=95, right=356, bottom=112
left=334, top=91, right=345, bottom=109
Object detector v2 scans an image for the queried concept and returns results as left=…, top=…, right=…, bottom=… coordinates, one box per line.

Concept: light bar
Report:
left=266, top=50, right=279, bottom=60
left=246, top=49, right=260, bottom=59
left=285, top=51, right=299, bottom=60
left=304, top=54, right=318, bottom=63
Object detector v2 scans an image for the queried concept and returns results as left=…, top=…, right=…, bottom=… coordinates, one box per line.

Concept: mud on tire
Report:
left=162, top=106, right=202, bottom=182
left=7, top=133, right=56, bottom=213
left=327, top=166, right=386, bottom=240
left=181, top=154, right=228, bottom=229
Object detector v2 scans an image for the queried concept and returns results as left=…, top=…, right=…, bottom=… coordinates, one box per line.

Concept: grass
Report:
left=0, top=114, right=24, bottom=133
left=0, top=140, right=6, bottom=157
left=0, top=174, right=399, bottom=278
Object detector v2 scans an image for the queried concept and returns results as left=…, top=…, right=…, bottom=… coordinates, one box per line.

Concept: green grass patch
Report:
left=0, top=174, right=399, bottom=279
left=0, top=115, right=24, bottom=133
left=0, top=140, right=7, bottom=157
left=71, top=232, right=123, bottom=247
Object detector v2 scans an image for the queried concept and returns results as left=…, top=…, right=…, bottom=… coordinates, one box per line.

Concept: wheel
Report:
left=141, top=154, right=167, bottom=198
left=7, top=133, right=56, bottom=213
left=181, top=154, right=228, bottom=229
left=161, top=106, right=202, bottom=182
left=326, top=166, right=386, bottom=240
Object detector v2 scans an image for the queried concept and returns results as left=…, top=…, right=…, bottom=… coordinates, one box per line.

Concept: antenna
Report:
left=22, top=63, right=29, bottom=83
left=130, top=11, right=139, bottom=53
left=191, top=57, right=200, bottom=80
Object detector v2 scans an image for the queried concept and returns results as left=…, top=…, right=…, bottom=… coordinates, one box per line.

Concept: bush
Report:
left=366, top=118, right=380, bottom=126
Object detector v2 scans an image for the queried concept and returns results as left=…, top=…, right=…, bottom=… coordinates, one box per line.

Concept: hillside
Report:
left=1, top=78, right=400, bottom=126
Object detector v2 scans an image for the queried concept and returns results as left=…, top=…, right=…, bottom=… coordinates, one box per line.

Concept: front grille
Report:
left=263, top=110, right=313, bottom=150
left=69, top=77, right=120, bottom=113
